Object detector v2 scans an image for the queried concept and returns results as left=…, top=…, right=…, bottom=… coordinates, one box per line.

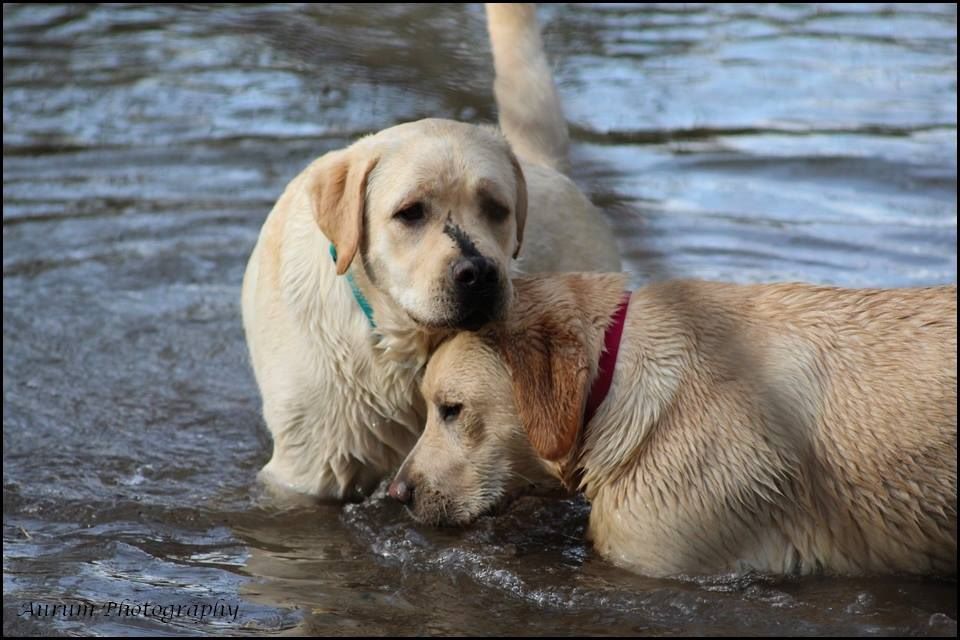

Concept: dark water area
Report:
left=4, top=3, right=956, bottom=636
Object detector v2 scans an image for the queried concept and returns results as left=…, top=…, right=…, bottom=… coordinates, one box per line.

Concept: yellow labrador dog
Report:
left=390, top=274, right=957, bottom=577
left=242, top=5, right=620, bottom=500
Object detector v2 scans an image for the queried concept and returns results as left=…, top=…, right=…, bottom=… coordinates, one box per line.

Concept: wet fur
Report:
left=401, top=275, right=957, bottom=577
left=241, top=5, right=620, bottom=499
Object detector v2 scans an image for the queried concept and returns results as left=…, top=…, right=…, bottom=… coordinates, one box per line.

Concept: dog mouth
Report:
left=402, top=483, right=501, bottom=528
left=404, top=288, right=506, bottom=331
left=449, top=277, right=507, bottom=329
left=409, top=509, right=472, bottom=528
left=410, top=493, right=525, bottom=528
left=404, top=482, right=525, bottom=528
left=452, top=295, right=505, bottom=330
left=406, top=500, right=479, bottom=528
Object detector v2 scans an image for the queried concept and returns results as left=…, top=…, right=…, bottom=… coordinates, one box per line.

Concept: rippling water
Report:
left=3, top=3, right=956, bottom=636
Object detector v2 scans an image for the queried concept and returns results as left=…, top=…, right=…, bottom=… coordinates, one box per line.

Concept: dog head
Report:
left=386, top=274, right=626, bottom=525
left=308, top=118, right=527, bottom=331
left=386, top=330, right=567, bottom=526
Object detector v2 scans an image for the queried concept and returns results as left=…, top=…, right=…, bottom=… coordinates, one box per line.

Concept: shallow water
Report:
left=3, top=3, right=956, bottom=636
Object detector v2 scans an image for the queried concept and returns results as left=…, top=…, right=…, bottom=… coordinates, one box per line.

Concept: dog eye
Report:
left=394, top=202, right=426, bottom=225
left=482, top=198, right=510, bottom=223
left=438, top=403, right=462, bottom=422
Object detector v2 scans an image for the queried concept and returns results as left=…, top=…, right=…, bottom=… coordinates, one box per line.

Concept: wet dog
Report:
left=391, top=274, right=957, bottom=577
left=242, top=5, right=620, bottom=500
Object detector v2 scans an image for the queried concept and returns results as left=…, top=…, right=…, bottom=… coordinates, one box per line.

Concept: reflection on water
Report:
left=3, top=3, right=956, bottom=636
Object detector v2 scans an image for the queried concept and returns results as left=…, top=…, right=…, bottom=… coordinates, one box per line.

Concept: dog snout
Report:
left=451, top=256, right=498, bottom=291
left=448, top=255, right=504, bottom=330
left=388, top=476, right=415, bottom=504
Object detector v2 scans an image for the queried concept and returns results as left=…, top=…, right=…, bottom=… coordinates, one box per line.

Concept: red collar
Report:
left=583, top=292, right=631, bottom=427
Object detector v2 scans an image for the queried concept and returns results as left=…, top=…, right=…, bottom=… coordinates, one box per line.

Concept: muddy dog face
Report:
left=309, top=118, right=527, bottom=330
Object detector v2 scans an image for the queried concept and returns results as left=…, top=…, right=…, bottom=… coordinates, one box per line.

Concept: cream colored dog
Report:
left=391, top=274, right=957, bottom=577
left=241, top=5, right=620, bottom=500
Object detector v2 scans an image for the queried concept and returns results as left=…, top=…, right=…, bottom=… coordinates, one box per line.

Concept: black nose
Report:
left=451, top=257, right=497, bottom=290
left=388, top=477, right=414, bottom=504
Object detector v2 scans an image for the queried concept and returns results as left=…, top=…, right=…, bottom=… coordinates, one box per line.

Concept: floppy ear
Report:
left=508, top=152, right=528, bottom=259
left=307, top=149, right=379, bottom=275
left=495, top=318, right=589, bottom=461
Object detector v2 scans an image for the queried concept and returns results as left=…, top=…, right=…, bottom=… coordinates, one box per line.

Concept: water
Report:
left=3, top=3, right=956, bottom=635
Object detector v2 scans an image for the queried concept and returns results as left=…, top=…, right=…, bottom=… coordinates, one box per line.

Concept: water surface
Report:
left=3, top=3, right=956, bottom=636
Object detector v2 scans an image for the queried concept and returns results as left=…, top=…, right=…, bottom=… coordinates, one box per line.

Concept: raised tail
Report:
left=485, top=3, right=570, bottom=173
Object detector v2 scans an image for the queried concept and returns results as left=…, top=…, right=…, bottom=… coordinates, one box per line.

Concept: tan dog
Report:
left=241, top=5, right=620, bottom=500
left=390, top=274, right=957, bottom=577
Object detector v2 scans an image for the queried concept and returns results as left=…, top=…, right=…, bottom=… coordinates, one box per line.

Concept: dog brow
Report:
left=476, top=179, right=508, bottom=204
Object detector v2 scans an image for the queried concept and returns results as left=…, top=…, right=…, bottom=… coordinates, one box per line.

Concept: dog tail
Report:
left=486, top=3, right=570, bottom=173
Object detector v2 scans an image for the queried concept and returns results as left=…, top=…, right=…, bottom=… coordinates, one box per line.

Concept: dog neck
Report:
left=583, top=292, right=632, bottom=426
left=574, top=282, right=694, bottom=500
left=498, top=274, right=631, bottom=489
left=329, top=244, right=376, bottom=327
left=562, top=289, right=632, bottom=490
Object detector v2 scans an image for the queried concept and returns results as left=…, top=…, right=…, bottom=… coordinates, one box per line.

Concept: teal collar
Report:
left=329, top=244, right=376, bottom=328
